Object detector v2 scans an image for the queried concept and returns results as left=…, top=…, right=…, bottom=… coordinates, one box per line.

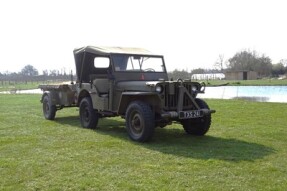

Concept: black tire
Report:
left=126, top=101, right=155, bottom=142
left=181, top=98, right=211, bottom=136
left=42, top=94, right=56, bottom=120
left=79, top=97, right=99, bottom=129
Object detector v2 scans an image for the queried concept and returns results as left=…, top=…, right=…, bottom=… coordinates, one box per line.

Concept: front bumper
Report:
left=161, top=109, right=216, bottom=119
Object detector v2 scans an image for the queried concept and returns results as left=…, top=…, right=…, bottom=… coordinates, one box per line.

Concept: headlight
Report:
left=155, top=85, right=163, bottom=93
left=200, top=82, right=206, bottom=92
left=191, top=85, right=198, bottom=91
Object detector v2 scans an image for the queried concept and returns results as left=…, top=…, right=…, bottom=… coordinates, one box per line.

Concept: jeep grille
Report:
left=163, top=83, right=195, bottom=111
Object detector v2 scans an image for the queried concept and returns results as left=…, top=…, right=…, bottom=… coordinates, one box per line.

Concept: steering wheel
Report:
left=144, top=68, right=155, bottom=72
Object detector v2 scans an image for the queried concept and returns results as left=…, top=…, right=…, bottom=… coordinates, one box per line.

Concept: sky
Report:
left=0, top=0, right=286, bottom=74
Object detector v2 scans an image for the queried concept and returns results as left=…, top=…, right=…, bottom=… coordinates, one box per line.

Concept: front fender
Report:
left=117, top=92, right=161, bottom=115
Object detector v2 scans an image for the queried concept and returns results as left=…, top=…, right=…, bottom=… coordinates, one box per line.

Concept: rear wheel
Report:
left=181, top=98, right=211, bottom=136
left=126, top=101, right=155, bottom=142
left=42, top=94, right=56, bottom=120
left=79, top=97, right=99, bottom=129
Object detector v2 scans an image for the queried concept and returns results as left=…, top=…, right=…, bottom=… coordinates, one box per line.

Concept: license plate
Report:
left=179, top=110, right=203, bottom=119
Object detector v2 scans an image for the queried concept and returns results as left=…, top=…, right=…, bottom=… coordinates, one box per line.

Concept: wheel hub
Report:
left=45, top=102, right=50, bottom=113
left=131, top=114, right=142, bottom=132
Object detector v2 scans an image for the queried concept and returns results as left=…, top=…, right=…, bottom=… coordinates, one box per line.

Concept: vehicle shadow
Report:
left=147, top=130, right=274, bottom=162
left=53, top=116, right=274, bottom=162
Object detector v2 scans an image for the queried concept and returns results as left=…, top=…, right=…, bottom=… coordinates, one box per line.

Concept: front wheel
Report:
left=126, top=101, right=155, bottom=142
left=181, top=98, right=211, bottom=136
left=42, top=94, right=56, bottom=120
left=79, top=97, right=99, bottom=129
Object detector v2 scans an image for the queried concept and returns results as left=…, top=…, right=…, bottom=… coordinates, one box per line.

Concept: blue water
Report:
left=198, top=86, right=287, bottom=103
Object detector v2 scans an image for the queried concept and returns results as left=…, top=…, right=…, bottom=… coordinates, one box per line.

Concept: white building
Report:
left=191, top=73, right=225, bottom=80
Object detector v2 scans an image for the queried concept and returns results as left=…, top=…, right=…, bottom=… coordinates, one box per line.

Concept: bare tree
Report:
left=214, top=54, right=224, bottom=71
left=42, top=70, right=49, bottom=76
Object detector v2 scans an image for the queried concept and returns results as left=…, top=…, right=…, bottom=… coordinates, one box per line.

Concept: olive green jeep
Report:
left=39, top=46, right=215, bottom=142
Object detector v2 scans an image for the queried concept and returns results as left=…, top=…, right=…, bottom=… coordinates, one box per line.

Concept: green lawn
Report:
left=0, top=95, right=286, bottom=190
left=0, top=82, right=40, bottom=92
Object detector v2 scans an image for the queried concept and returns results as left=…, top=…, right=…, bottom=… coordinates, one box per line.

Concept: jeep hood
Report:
left=117, top=81, right=162, bottom=92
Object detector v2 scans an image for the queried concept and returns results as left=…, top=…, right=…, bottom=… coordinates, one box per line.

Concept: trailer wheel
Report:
left=126, top=101, right=155, bottom=142
left=79, top=97, right=99, bottom=129
left=42, top=94, right=56, bottom=120
left=181, top=98, right=211, bottom=136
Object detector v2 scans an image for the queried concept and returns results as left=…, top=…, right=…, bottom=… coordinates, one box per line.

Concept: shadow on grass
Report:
left=54, top=116, right=274, bottom=162
left=149, top=130, right=274, bottom=162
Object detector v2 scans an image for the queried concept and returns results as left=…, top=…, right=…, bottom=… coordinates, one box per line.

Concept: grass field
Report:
left=0, top=82, right=40, bottom=92
left=0, top=95, right=287, bottom=190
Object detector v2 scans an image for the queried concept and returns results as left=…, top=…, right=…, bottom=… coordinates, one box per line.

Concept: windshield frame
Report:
left=111, top=53, right=167, bottom=73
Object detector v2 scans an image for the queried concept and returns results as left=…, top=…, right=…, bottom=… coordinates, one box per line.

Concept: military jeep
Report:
left=39, top=46, right=215, bottom=142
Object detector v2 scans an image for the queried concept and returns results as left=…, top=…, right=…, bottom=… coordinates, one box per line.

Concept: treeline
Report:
left=169, top=50, right=287, bottom=80
left=0, top=65, right=74, bottom=85
left=227, top=50, right=287, bottom=77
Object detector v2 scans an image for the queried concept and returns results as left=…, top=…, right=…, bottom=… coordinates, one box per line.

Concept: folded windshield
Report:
left=112, top=55, right=165, bottom=72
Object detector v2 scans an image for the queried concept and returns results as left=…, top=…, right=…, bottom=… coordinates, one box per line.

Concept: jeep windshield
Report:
left=112, top=54, right=166, bottom=72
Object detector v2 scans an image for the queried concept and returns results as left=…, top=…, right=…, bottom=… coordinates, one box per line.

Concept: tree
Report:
left=214, top=54, right=224, bottom=71
left=191, top=68, right=205, bottom=74
left=168, top=69, right=190, bottom=80
left=42, top=70, right=49, bottom=76
left=257, top=55, right=272, bottom=77
left=21, top=65, right=38, bottom=76
left=279, top=59, right=287, bottom=74
left=49, top=70, right=58, bottom=76
left=228, top=50, right=255, bottom=71
left=272, top=63, right=285, bottom=77
left=227, top=50, right=272, bottom=77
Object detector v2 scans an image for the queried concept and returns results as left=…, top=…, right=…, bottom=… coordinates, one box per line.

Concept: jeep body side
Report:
left=39, top=46, right=215, bottom=142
